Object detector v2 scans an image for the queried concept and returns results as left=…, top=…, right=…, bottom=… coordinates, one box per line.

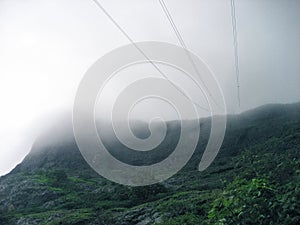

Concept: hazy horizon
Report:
left=0, top=0, right=299, bottom=175
left=1, top=100, right=299, bottom=176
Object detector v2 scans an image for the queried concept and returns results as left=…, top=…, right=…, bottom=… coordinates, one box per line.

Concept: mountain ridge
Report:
left=9, top=101, right=300, bottom=175
left=0, top=102, right=299, bottom=225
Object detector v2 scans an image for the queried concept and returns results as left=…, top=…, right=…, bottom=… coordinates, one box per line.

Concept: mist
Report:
left=0, top=0, right=299, bottom=175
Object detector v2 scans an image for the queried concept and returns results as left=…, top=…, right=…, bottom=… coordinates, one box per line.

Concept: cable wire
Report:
left=91, top=0, right=208, bottom=112
left=158, top=0, right=221, bottom=109
left=230, top=0, right=241, bottom=107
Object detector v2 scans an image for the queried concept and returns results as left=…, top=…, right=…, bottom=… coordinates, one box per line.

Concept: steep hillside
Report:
left=0, top=102, right=299, bottom=225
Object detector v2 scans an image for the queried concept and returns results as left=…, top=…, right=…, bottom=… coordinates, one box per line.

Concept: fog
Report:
left=0, top=0, right=299, bottom=175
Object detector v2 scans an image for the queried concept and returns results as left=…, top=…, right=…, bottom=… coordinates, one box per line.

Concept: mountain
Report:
left=0, top=102, right=299, bottom=225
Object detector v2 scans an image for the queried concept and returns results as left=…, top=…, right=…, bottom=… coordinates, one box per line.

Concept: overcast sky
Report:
left=0, top=0, right=299, bottom=175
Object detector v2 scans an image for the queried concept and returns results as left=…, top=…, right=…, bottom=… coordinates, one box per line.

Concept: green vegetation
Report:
left=0, top=103, right=299, bottom=224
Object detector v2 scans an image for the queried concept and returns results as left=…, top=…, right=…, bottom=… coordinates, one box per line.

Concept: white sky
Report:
left=0, top=0, right=299, bottom=175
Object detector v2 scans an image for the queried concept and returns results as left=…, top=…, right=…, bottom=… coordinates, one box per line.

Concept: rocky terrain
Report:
left=0, top=102, right=299, bottom=224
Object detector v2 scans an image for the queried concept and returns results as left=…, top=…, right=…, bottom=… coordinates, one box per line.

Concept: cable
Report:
left=158, top=0, right=222, bottom=110
left=91, top=0, right=208, bottom=112
left=230, top=0, right=241, bottom=107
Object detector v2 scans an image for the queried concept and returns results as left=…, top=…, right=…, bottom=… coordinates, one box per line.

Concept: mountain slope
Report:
left=0, top=102, right=299, bottom=225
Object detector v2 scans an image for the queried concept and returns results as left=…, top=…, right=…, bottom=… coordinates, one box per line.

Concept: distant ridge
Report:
left=7, top=101, right=300, bottom=174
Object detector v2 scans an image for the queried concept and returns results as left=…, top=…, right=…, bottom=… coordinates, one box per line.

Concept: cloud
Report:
left=0, top=0, right=299, bottom=175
